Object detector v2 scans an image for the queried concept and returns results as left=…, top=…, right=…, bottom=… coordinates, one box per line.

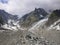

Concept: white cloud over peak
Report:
left=0, top=0, right=60, bottom=17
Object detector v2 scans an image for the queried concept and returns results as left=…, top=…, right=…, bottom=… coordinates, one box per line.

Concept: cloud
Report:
left=0, top=0, right=60, bottom=17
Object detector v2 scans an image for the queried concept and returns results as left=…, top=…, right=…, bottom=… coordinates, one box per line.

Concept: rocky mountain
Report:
left=0, top=10, right=18, bottom=24
left=19, top=8, right=48, bottom=28
left=0, top=9, right=60, bottom=45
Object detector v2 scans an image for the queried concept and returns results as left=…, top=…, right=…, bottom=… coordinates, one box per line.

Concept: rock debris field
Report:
left=0, top=29, right=60, bottom=45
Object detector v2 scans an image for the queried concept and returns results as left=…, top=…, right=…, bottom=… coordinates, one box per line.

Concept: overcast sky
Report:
left=0, top=0, right=60, bottom=17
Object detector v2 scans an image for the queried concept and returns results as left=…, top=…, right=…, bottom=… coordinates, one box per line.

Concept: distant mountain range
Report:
left=0, top=8, right=60, bottom=31
left=19, top=8, right=48, bottom=28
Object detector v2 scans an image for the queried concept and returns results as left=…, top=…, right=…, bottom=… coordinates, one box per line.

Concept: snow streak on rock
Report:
left=28, top=18, right=48, bottom=34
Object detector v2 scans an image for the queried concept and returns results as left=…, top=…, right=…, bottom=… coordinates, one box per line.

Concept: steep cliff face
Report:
left=19, top=8, right=48, bottom=28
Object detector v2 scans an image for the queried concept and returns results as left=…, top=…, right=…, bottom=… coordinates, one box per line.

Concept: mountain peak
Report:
left=34, top=8, right=48, bottom=16
left=19, top=8, right=48, bottom=28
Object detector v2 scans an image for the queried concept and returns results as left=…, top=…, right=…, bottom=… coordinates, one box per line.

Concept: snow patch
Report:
left=40, top=15, right=44, bottom=18
left=1, top=19, right=20, bottom=31
left=1, top=19, right=27, bottom=31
